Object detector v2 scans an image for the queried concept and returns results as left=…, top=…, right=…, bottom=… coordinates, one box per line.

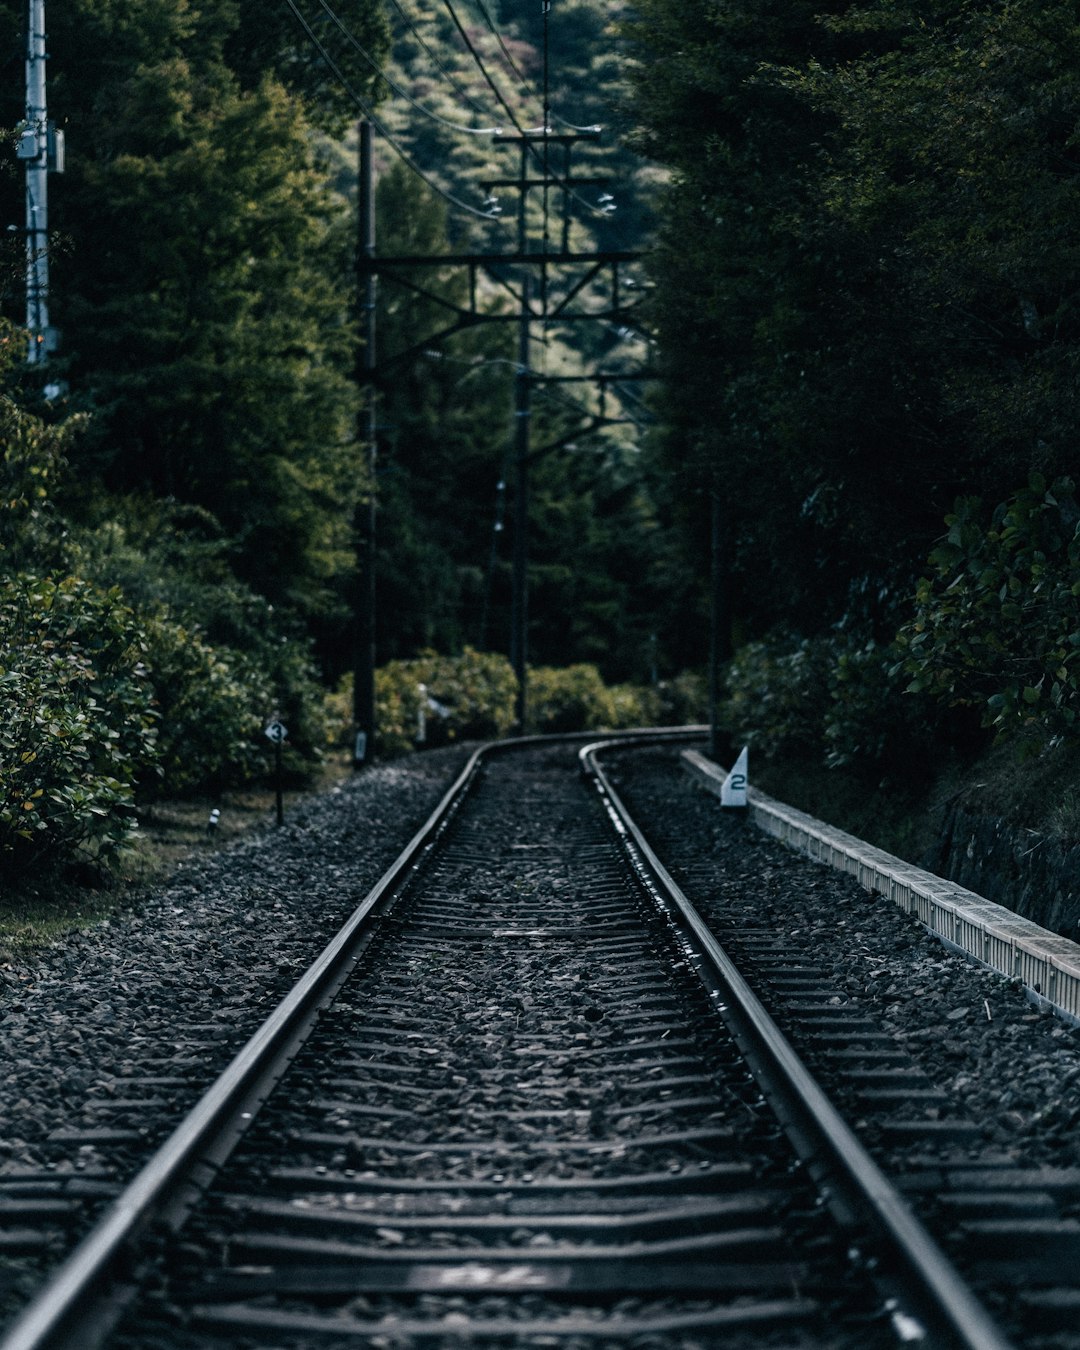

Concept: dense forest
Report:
left=625, top=0, right=1080, bottom=822
left=2, top=0, right=1080, bottom=879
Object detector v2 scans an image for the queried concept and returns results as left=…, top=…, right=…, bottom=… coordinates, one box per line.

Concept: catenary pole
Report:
left=708, top=483, right=731, bottom=761
left=353, top=120, right=377, bottom=765
left=510, top=274, right=531, bottom=734
left=24, top=0, right=49, bottom=363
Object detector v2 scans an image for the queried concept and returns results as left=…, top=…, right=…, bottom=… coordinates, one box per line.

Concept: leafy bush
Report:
left=528, top=664, right=705, bottom=734
left=607, top=681, right=664, bottom=729
left=139, top=612, right=276, bottom=796
left=719, top=629, right=941, bottom=773
left=420, top=648, right=519, bottom=740
left=527, top=663, right=621, bottom=733
left=653, top=670, right=708, bottom=726
left=67, top=504, right=335, bottom=788
left=359, top=652, right=703, bottom=757
left=0, top=574, right=157, bottom=874
left=897, top=476, right=1080, bottom=748
left=823, top=637, right=942, bottom=772
left=257, top=632, right=333, bottom=779
left=374, top=648, right=518, bottom=756
left=1, top=317, right=87, bottom=571
left=719, top=636, right=833, bottom=761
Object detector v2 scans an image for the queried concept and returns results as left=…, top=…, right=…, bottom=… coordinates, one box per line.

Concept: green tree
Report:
left=0, top=320, right=84, bottom=571
left=624, top=0, right=866, bottom=644
left=373, top=161, right=515, bottom=658
left=625, top=0, right=1080, bottom=656
left=898, top=476, right=1080, bottom=748
left=0, top=575, right=157, bottom=876
left=0, top=0, right=376, bottom=645
left=781, top=0, right=1080, bottom=511
left=227, top=0, right=389, bottom=129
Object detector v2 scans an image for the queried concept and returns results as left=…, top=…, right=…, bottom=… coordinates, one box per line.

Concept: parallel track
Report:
left=0, top=736, right=1015, bottom=1348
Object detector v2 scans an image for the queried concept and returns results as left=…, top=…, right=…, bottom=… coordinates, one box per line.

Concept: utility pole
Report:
left=708, top=483, right=731, bottom=760
left=362, top=130, right=644, bottom=718
left=510, top=275, right=531, bottom=734
left=353, top=120, right=377, bottom=765
left=20, top=0, right=51, bottom=364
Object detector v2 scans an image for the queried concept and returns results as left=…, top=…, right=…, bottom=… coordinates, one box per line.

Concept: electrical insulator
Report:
left=46, top=123, right=65, bottom=173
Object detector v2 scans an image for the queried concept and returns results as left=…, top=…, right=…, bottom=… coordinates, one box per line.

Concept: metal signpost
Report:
left=265, top=720, right=288, bottom=827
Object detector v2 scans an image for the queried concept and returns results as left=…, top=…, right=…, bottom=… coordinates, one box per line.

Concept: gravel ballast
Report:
left=4, top=738, right=1080, bottom=1344
left=0, top=748, right=473, bottom=1188
left=607, top=748, right=1080, bottom=1169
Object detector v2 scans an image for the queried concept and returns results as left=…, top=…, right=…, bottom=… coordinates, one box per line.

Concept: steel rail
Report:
left=0, top=727, right=704, bottom=1350
left=581, top=738, right=1017, bottom=1350
left=0, top=746, right=493, bottom=1350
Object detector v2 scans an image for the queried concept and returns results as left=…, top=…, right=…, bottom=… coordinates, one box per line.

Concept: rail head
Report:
left=581, top=738, right=1017, bottom=1350
left=0, top=744, right=492, bottom=1350
left=0, top=726, right=704, bottom=1350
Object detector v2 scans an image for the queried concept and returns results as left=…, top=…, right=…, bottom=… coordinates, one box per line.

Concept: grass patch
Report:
left=0, top=755, right=354, bottom=962
left=0, top=884, right=120, bottom=962
left=944, top=739, right=1080, bottom=841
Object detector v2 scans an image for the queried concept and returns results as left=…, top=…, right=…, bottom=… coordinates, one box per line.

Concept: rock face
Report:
left=928, top=806, right=1080, bottom=943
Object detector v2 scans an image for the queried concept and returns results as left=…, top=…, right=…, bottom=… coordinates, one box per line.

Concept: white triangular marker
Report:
left=720, top=745, right=748, bottom=808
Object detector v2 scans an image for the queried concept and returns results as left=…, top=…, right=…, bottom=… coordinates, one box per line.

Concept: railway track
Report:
left=1, top=737, right=1017, bottom=1348
left=609, top=749, right=1080, bottom=1350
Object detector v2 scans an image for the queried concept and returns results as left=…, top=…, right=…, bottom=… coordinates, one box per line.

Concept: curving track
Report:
left=1, top=737, right=1016, bottom=1348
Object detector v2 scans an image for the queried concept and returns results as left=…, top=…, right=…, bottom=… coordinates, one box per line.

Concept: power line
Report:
left=284, top=0, right=508, bottom=223
left=440, top=0, right=532, bottom=134
left=470, top=0, right=596, bottom=136
left=438, top=0, right=607, bottom=221
left=469, top=4, right=604, bottom=141
left=473, top=0, right=533, bottom=89
left=316, top=0, right=503, bottom=134
left=551, top=110, right=603, bottom=134
left=386, top=0, right=502, bottom=124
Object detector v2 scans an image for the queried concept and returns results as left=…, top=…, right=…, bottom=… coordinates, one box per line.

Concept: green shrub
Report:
left=421, top=648, right=519, bottom=740
left=0, top=317, right=86, bottom=572
left=527, top=663, right=620, bottom=733
left=719, top=636, right=832, bottom=761
left=71, top=506, right=332, bottom=780
left=238, top=625, right=331, bottom=782
left=373, top=663, right=423, bottom=759
left=823, top=637, right=942, bottom=771
left=719, top=629, right=942, bottom=773
left=140, top=612, right=276, bottom=796
left=608, top=681, right=663, bottom=729
left=374, top=648, right=518, bottom=756
left=0, top=574, right=157, bottom=874
left=897, top=476, right=1080, bottom=748
left=654, top=670, right=708, bottom=726
left=363, top=652, right=702, bottom=756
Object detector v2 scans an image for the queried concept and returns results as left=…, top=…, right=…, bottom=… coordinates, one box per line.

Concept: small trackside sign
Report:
left=265, top=720, right=288, bottom=744
left=720, top=745, right=748, bottom=808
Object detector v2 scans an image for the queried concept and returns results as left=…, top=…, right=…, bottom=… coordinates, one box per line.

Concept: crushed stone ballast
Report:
left=682, top=749, right=1080, bottom=1026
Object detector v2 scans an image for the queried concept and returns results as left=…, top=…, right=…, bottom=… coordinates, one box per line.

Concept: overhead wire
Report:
left=542, top=0, right=551, bottom=261
left=473, top=0, right=532, bottom=88
left=315, top=0, right=503, bottom=134
left=440, top=0, right=539, bottom=131
left=473, top=3, right=603, bottom=137
left=471, top=0, right=599, bottom=134
left=283, top=0, right=509, bottom=223
left=438, top=0, right=610, bottom=220
left=386, top=0, right=502, bottom=124
left=550, top=110, right=603, bottom=133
